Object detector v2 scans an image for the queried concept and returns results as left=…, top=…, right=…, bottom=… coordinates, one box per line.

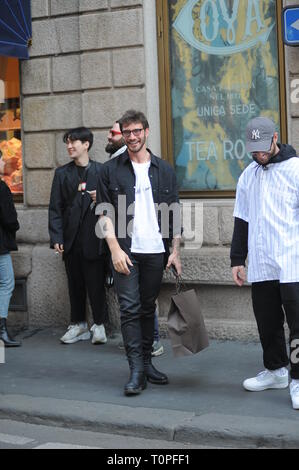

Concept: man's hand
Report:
left=232, top=266, right=246, bottom=286
left=54, top=243, right=64, bottom=254
left=111, top=247, right=133, bottom=275
left=166, top=252, right=182, bottom=276
left=98, top=215, right=132, bottom=275
left=87, top=190, right=96, bottom=203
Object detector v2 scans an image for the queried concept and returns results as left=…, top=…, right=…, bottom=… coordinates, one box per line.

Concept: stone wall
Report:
left=9, top=0, right=299, bottom=341
left=14, top=0, right=146, bottom=330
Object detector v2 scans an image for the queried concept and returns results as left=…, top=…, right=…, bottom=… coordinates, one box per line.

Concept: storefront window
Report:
left=0, top=57, right=23, bottom=199
left=157, top=0, right=286, bottom=195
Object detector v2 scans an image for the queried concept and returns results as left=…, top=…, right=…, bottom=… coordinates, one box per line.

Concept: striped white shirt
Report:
left=234, top=158, right=299, bottom=283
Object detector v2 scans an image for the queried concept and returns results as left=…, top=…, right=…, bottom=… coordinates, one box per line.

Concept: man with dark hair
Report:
left=231, top=116, right=299, bottom=410
left=106, top=120, right=165, bottom=356
left=49, top=127, right=108, bottom=345
left=97, top=110, right=182, bottom=396
left=0, top=150, right=21, bottom=347
left=105, top=121, right=126, bottom=158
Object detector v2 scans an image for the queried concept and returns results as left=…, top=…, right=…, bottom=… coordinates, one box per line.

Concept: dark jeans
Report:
left=113, top=253, right=164, bottom=369
left=252, top=281, right=299, bottom=379
left=64, top=249, right=107, bottom=325
left=154, top=311, right=160, bottom=342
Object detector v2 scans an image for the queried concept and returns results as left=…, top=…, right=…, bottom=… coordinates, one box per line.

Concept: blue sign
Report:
left=283, top=6, right=299, bottom=46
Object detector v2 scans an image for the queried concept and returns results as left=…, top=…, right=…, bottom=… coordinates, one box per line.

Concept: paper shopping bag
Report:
left=168, top=288, right=209, bottom=357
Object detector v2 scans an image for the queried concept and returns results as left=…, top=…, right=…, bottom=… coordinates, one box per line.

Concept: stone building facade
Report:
left=8, top=0, right=299, bottom=340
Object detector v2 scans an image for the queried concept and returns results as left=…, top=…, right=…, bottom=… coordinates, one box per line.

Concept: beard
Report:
left=253, top=148, right=276, bottom=166
left=127, top=135, right=146, bottom=154
left=105, top=139, right=125, bottom=155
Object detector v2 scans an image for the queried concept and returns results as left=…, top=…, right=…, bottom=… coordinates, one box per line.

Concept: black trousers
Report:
left=252, top=281, right=299, bottom=379
left=64, top=248, right=107, bottom=325
left=113, top=253, right=164, bottom=369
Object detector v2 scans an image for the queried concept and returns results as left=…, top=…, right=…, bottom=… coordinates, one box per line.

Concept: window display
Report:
left=0, top=57, right=23, bottom=198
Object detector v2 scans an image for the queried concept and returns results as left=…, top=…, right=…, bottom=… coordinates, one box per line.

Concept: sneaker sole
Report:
left=92, top=338, right=107, bottom=345
left=151, top=347, right=164, bottom=357
left=243, top=381, right=289, bottom=392
left=60, top=331, right=91, bottom=344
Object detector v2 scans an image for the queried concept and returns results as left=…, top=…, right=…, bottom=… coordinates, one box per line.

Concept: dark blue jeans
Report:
left=113, top=253, right=164, bottom=368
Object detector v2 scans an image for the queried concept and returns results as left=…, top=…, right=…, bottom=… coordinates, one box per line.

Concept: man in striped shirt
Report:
left=231, top=116, right=299, bottom=410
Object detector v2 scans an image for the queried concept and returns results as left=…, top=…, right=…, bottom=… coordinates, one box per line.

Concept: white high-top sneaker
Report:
left=290, top=380, right=299, bottom=410
left=90, top=324, right=107, bottom=345
left=60, top=323, right=90, bottom=344
left=243, top=368, right=289, bottom=391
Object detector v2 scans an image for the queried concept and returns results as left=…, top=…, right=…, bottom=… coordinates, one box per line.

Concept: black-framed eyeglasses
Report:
left=122, top=128, right=144, bottom=138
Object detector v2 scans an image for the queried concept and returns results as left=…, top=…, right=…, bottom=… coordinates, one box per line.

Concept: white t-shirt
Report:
left=130, top=161, right=165, bottom=254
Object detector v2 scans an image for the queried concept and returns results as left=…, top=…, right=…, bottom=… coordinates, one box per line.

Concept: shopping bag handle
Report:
left=174, top=273, right=189, bottom=295
left=175, top=275, right=182, bottom=294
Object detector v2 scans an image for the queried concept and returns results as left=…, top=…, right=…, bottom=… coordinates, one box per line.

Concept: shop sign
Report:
left=282, top=6, right=299, bottom=46
left=174, top=0, right=275, bottom=55
left=169, top=0, right=280, bottom=191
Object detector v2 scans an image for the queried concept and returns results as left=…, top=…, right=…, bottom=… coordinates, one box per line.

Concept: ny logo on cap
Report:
left=251, top=129, right=260, bottom=140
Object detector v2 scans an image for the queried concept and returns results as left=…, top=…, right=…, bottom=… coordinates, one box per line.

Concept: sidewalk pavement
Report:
left=0, top=328, right=299, bottom=449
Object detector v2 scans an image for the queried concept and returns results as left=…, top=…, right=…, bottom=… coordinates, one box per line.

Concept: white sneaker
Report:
left=60, top=323, right=90, bottom=344
left=151, top=340, right=164, bottom=357
left=90, top=324, right=107, bottom=345
left=290, top=380, right=299, bottom=409
left=243, top=368, right=289, bottom=392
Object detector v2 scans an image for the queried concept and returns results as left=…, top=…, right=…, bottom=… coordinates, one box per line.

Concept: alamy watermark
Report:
left=95, top=199, right=203, bottom=251
left=0, top=340, right=5, bottom=364
left=291, top=339, right=299, bottom=366
left=290, top=79, right=299, bottom=105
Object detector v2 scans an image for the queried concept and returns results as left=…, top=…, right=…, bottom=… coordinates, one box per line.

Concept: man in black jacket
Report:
left=96, top=110, right=182, bottom=396
left=0, top=150, right=21, bottom=347
left=49, top=127, right=108, bottom=345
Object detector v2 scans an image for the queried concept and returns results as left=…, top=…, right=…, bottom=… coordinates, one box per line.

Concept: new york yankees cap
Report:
left=246, top=117, right=276, bottom=153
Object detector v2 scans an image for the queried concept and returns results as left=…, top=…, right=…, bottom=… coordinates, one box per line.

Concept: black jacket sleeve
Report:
left=48, top=170, right=64, bottom=248
left=0, top=181, right=19, bottom=233
left=96, top=165, right=111, bottom=206
left=230, top=217, right=248, bottom=267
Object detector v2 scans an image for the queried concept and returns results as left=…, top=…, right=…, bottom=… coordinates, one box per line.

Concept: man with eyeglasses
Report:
left=96, top=110, right=182, bottom=396
left=106, top=120, right=165, bottom=357
left=230, top=116, right=299, bottom=410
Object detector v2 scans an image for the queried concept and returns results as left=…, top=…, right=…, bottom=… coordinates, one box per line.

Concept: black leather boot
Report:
left=124, top=369, right=147, bottom=396
left=122, top=321, right=146, bottom=396
left=141, top=313, right=168, bottom=385
left=0, top=318, right=21, bottom=347
left=144, top=355, right=169, bottom=385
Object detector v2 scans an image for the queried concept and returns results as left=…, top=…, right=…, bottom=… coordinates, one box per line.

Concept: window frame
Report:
left=156, top=0, right=288, bottom=198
